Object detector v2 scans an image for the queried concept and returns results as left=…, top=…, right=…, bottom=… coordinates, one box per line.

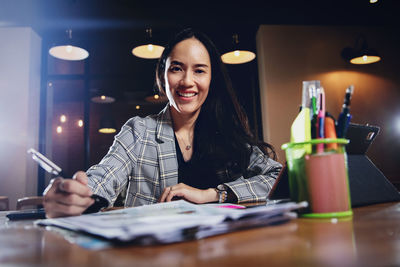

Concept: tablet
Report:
left=267, top=164, right=290, bottom=200
left=345, top=123, right=380, bottom=155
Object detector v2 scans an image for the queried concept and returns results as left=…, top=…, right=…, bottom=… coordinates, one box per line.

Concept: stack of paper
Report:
left=37, top=200, right=306, bottom=245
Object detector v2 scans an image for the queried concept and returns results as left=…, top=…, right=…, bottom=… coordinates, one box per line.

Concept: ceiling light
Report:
left=60, top=115, right=67, bottom=123
left=221, top=34, right=256, bottom=64
left=341, top=34, right=381, bottom=65
left=49, top=29, right=89, bottom=61
left=144, top=93, right=168, bottom=103
left=91, top=95, right=116, bottom=104
left=91, top=88, right=116, bottom=104
left=132, top=28, right=164, bottom=59
left=98, top=116, right=116, bottom=134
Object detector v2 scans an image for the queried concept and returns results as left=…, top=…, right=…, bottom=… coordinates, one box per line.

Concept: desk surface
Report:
left=1, top=202, right=399, bottom=267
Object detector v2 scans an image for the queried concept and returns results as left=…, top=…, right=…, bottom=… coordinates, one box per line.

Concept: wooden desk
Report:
left=1, top=202, right=399, bottom=267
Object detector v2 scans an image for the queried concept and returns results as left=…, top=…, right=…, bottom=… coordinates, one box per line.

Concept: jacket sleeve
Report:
left=86, top=117, right=144, bottom=206
left=224, top=146, right=282, bottom=203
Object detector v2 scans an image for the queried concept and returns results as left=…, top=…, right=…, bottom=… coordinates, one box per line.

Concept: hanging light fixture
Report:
left=341, top=34, right=381, bottom=65
left=91, top=95, right=115, bottom=103
left=98, top=116, right=116, bottom=134
left=91, top=88, right=116, bottom=104
left=132, top=28, right=164, bottom=59
left=98, top=106, right=117, bottom=134
left=144, top=85, right=168, bottom=103
left=49, top=29, right=89, bottom=61
left=221, top=34, right=256, bottom=64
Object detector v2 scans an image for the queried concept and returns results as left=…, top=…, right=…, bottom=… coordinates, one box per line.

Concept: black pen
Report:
left=336, top=85, right=354, bottom=138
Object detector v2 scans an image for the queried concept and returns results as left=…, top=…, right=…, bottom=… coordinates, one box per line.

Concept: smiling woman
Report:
left=42, top=28, right=282, bottom=218
left=165, top=38, right=211, bottom=119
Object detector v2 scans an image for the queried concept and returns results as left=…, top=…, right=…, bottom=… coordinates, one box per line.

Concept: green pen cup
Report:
left=281, top=138, right=353, bottom=218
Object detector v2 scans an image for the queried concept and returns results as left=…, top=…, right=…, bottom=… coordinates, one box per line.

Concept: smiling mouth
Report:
left=177, top=91, right=198, bottom=98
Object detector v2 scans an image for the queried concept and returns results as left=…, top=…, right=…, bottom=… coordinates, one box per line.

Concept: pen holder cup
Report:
left=281, top=138, right=352, bottom=218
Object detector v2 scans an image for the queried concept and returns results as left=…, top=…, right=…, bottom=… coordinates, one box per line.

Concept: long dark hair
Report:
left=156, top=28, right=276, bottom=181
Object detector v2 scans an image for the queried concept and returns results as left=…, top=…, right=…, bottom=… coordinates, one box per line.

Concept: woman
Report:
left=43, top=28, right=282, bottom=218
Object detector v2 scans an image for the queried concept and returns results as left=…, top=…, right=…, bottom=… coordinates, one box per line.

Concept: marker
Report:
left=310, top=85, right=318, bottom=139
left=336, top=85, right=354, bottom=138
left=325, top=112, right=338, bottom=150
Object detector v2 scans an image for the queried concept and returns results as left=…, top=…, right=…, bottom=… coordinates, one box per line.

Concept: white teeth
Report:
left=177, top=92, right=197, bottom=97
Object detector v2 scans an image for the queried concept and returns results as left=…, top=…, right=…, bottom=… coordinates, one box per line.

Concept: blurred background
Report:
left=1, top=0, right=399, bottom=208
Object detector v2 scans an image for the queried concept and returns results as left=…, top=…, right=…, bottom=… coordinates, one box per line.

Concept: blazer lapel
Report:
left=155, top=105, right=178, bottom=190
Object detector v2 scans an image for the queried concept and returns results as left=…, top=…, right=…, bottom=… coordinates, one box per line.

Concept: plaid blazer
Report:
left=87, top=105, right=282, bottom=207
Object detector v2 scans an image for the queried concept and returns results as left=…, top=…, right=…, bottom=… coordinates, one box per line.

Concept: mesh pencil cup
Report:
left=281, top=138, right=353, bottom=218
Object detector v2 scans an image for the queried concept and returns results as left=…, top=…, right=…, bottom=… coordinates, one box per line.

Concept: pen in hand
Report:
left=27, top=149, right=109, bottom=214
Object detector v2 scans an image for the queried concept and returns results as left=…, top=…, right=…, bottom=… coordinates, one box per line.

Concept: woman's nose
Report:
left=181, top=71, right=195, bottom=87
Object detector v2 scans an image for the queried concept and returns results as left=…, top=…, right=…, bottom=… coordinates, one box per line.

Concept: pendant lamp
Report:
left=98, top=106, right=117, bottom=134
left=49, top=29, right=89, bottom=61
left=341, top=35, right=381, bottom=65
left=91, top=88, right=116, bottom=104
left=144, top=85, right=168, bottom=103
left=221, top=34, right=256, bottom=64
left=98, top=115, right=116, bottom=134
left=144, top=92, right=168, bottom=103
left=91, top=95, right=115, bottom=104
left=132, top=28, right=164, bottom=59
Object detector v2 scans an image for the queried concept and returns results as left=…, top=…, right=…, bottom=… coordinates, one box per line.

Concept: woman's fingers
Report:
left=166, top=188, right=185, bottom=202
left=43, top=173, right=95, bottom=218
left=159, top=183, right=192, bottom=203
left=73, top=171, right=89, bottom=185
left=58, top=179, right=93, bottom=197
left=44, top=200, right=90, bottom=218
left=56, top=191, right=95, bottom=207
left=159, top=186, right=172, bottom=203
left=159, top=183, right=218, bottom=204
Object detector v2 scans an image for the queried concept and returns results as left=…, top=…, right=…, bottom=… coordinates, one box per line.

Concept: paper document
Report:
left=37, top=200, right=306, bottom=245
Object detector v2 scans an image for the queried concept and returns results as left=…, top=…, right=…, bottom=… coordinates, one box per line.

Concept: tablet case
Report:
left=345, top=123, right=400, bottom=207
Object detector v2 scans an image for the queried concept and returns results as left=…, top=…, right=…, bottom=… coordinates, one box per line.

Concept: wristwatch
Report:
left=215, top=184, right=228, bottom=203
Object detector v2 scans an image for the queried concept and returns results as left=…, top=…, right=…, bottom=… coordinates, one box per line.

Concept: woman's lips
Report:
left=176, top=91, right=198, bottom=98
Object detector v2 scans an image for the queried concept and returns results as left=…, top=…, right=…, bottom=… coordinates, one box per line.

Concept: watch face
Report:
left=217, top=184, right=227, bottom=191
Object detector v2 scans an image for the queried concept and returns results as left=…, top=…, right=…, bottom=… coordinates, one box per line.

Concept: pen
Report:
left=336, top=85, right=354, bottom=138
left=28, top=148, right=63, bottom=176
left=316, top=87, right=325, bottom=153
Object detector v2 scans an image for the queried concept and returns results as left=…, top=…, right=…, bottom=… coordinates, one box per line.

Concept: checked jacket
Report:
left=87, top=105, right=282, bottom=207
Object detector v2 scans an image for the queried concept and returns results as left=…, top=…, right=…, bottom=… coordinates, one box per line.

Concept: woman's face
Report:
left=165, top=38, right=211, bottom=116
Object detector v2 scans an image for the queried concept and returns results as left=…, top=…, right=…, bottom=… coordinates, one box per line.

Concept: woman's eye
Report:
left=170, top=66, right=182, bottom=72
left=195, top=69, right=205, bottom=74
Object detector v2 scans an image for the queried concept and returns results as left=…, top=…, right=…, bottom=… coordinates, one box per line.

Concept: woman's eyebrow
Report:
left=194, top=63, right=209, bottom=68
left=170, top=60, right=209, bottom=68
left=170, top=60, right=183, bottom=66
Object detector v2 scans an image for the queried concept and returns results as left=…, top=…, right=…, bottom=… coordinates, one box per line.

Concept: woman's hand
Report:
left=43, top=171, right=95, bottom=218
left=159, top=183, right=218, bottom=204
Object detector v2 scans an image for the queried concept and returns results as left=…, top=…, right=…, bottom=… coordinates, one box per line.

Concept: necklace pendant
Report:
left=185, top=145, right=191, bottom=150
